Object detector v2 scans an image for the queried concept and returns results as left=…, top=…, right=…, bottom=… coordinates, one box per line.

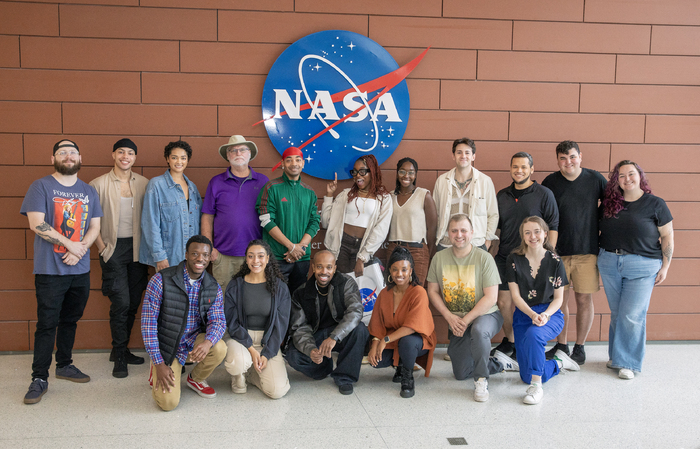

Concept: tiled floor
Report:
left=1, top=343, right=699, bottom=449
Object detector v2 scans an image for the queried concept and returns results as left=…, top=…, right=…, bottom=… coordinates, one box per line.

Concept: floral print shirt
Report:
left=505, top=251, right=568, bottom=307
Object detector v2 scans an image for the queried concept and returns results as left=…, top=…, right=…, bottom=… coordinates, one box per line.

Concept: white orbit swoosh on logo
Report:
left=298, top=54, right=379, bottom=152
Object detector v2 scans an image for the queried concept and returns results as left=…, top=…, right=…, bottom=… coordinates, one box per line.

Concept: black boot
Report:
left=392, top=365, right=403, bottom=383
left=400, top=366, right=414, bottom=398
left=112, top=352, right=128, bottom=378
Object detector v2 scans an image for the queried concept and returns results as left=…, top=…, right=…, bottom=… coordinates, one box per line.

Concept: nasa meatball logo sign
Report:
left=258, top=30, right=428, bottom=180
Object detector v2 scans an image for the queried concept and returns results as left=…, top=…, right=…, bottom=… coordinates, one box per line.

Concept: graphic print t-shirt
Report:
left=427, top=247, right=500, bottom=317
left=21, top=175, right=103, bottom=275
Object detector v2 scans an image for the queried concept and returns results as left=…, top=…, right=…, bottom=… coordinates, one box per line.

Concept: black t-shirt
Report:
left=242, top=281, right=272, bottom=331
left=599, top=193, right=672, bottom=259
left=542, top=168, right=607, bottom=256
left=316, top=284, right=338, bottom=331
left=496, top=182, right=560, bottom=261
left=506, top=251, right=569, bottom=307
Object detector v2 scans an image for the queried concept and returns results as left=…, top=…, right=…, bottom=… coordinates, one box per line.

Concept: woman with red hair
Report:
left=598, top=160, right=674, bottom=380
left=322, top=155, right=393, bottom=276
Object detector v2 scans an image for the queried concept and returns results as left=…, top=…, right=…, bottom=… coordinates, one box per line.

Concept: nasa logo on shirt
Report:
left=259, top=30, right=427, bottom=180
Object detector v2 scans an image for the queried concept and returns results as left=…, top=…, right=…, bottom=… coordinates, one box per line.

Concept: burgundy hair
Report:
left=602, top=160, right=652, bottom=218
left=347, top=155, right=388, bottom=206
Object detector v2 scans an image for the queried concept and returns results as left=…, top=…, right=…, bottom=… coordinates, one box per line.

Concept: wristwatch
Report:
left=384, top=336, right=390, bottom=343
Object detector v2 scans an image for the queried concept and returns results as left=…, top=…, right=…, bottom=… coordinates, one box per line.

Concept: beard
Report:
left=513, top=174, right=531, bottom=185
left=54, top=159, right=81, bottom=175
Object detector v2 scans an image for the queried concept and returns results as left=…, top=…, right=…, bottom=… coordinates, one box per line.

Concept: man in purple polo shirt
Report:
left=201, top=135, right=269, bottom=290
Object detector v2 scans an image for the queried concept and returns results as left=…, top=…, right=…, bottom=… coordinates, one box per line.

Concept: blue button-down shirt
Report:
left=141, top=265, right=225, bottom=366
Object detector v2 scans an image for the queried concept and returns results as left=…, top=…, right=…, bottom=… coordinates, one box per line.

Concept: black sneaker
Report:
left=545, top=343, right=570, bottom=360
left=338, top=384, right=353, bottom=395
left=110, top=349, right=145, bottom=365
left=571, top=344, right=586, bottom=365
left=490, top=337, right=514, bottom=356
left=24, top=378, right=48, bottom=404
left=113, top=353, right=129, bottom=378
left=55, top=364, right=90, bottom=383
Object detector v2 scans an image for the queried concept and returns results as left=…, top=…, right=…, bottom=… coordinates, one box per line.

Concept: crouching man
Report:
left=286, top=250, right=369, bottom=395
left=141, top=235, right=227, bottom=411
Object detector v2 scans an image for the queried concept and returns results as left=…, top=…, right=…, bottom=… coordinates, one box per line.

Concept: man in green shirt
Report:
left=427, top=213, right=518, bottom=403
left=257, top=147, right=321, bottom=295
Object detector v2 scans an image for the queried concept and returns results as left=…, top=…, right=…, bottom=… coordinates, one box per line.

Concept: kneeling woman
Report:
left=368, top=247, right=436, bottom=398
left=506, top=217, right=580, bottom=405
left=223, top=240, right=291, bottom=399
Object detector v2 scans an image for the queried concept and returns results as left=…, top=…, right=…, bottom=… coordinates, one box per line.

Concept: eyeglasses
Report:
left=350, top=168, right=370, bottom=176
left=398, top=170, right=416, bottom=177
left=56, top=150, right=79, bottom=157
left=227, top=148, right=250, bottom=154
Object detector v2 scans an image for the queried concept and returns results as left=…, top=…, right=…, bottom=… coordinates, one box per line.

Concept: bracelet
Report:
left=372, top=337, right=380, bottom=341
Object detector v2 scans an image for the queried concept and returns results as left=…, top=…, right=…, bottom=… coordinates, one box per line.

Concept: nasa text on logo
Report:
left=259, top=30, right=427, bottom=180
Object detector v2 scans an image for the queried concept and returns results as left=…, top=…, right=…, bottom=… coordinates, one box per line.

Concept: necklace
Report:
left=398, top=188, right=414, bottom=196
left=315, top=281, right=329, bottom=296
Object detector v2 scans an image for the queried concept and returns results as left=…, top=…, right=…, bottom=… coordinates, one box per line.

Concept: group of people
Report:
left=20, top=134, right=673, bottom=408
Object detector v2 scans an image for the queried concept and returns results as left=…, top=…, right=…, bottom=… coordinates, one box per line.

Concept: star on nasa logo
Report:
left=257, top=30, right=428, bottom=180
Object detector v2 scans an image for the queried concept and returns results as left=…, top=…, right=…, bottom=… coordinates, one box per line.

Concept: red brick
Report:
left=219, top=106, right=272, bottom=138
left=0, top=260, right=33, bottom=289
left=0, top=35, right=20, bottom=68
left=218, top=11, right=368, bottom=44
left=442, top=80, right=579, bottom=113
left=403, top=110, right=509, bottom=141
left=643, top=174, right=700, bottom=202
left=296, top=0, right=441, bottom=16
left=370, top=16, right=511, bottom=50
left=406, top=79, right=439, bottom=110
left=610, top=144, right=700, bottom=173
left=1, top=229, right=26, bottom=260
left=510, top=113, right=645, bottom=144
left=645, top=115, right=700, bottom=144
left=0, top=291, right=36, bottom=321
left=444, top=0, right=583, bottom=21
left=0, top=166, right=51, bottom=197
left=18, top=0, right=138, bottom=4
left=617, top=55, right=700, bottom=85
left=386, top=48, right=477, bottom=80
left=476, top=142, right=611, bottom=173
left=142, top=73, right=265, bottom=106
left=648, top=287, right=700, bottom=314
left=646, top=314, right=700, bottom=340
left=0, top=322, right=30, bottom=351
left=0, top=198, right=27, bottom=228
left=0, top=2, right=58, bottom=36
left=674, top=231, right=700, bottom=258
left=81, top=291, right=111, bottom=320
left=0, top=101, right=61, bottom=133
left=651, top=25, right=700, bottom=56
left=668, top=202, right=700, bottom=231
left=60, top=5, right=216, bottom=41
left=581, top=84, right=700, bottom=115
left=20, top=36, right=179, bottom=72
left=141, top=0, right=291, bottom=10
left=180, top=42, right=287, bottom=75
left=663, top=259, right=700, bottom=286
left=478, top=51, right=616, bottom=83
left=585, top=0, right=700, bottom=26
left=63, top=103, right=218, bottom=136
left=513, top=21, right=650, bottom=54
left=0, top=134, right=23, bottom=165
left=0, top=68, right=140, bottom=103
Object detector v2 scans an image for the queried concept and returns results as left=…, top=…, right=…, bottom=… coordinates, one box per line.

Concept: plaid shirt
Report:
left=141, top=266, right=225, bottom=366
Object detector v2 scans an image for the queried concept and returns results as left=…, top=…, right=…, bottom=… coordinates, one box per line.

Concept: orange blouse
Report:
left=368, top=284, right=437, bottom=376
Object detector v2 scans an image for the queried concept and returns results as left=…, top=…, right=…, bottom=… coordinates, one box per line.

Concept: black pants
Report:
left=276, top=258, right=310, bottom=297
left=286, top=323, right=369, bottom=386
left=373, top=333, right=428, bottom=370
left=99, top=238, right=149, bottom=353
left=33, top=273, right=90, bottom=380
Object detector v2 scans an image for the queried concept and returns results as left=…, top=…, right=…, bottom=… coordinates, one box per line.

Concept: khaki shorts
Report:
left=562, top=254, right=600, bottom=294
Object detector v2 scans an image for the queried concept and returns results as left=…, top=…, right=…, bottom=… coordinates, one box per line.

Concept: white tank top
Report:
left=344, top=197, right=377, bottom=228
left=388, top=188, right=428, bottom=243
left=117, top=197, right=134, bottom=238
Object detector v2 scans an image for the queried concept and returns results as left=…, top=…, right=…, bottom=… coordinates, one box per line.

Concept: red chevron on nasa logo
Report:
left=258, top=30, right=428, bottom=180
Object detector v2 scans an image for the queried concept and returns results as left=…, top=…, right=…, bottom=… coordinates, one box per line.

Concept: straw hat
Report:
left=218, top=135, right=258, bottom=161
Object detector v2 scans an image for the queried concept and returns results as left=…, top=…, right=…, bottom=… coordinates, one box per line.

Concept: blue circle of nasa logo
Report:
left=261, top=30, right=411, bottom=180
left=359, top=287, right=378, bottom=313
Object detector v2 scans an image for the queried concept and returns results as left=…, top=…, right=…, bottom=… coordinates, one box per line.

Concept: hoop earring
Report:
left=388, top=274, right=393, bottom=283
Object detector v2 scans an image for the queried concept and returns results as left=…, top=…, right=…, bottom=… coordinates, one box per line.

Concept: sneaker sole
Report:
left=56, top=374, right=90, bottom=383
left=474, top=394, right=489, bottom=402
left=187, top=382, right=216, bottom=398
left=112, top=370, right=128, bottom=379
left=523, top=396, right=541, bottom=405
left=24, top=390, right=47, bottom=405
left=400, top=389, right=415, bottom=399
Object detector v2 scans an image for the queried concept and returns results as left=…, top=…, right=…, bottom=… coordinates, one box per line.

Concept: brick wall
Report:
left=1, top=0, right=699, bottom=351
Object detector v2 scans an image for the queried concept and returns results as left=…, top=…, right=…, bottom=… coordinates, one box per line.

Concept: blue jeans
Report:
left=513, top=303, right=564, bottom=384
left=597, top=249, right=662, bottom=373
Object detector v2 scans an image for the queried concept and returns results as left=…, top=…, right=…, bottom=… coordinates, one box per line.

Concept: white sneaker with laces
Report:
left=473, top=378, right=489, bottom=402
left=493, top=350, right=519, bottom=371
left=618, top=368, right=635, bottom=379
left=523, top=383, right=543, bottom=405
left=554, top=349, right=580, bottom=371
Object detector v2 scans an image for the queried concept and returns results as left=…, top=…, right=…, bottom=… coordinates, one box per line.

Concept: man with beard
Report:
left=21, top=140, right=103, bottom=404
left=286, top=250, right=368, bottom=395
left=490, top=152, right=559, bottom=358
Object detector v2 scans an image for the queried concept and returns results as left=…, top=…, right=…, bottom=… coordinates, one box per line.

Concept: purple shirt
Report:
left=202, top=167, right=269, bottom=257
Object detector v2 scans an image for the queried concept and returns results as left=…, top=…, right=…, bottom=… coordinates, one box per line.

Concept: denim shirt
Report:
left=139, top=170, right=202, bottom=267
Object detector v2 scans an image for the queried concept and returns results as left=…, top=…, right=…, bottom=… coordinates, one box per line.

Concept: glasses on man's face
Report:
left=227, top=148, right=250, bottom=155
left=350, top=168, right=370, bottom=176
left=398, top=170, right=416, bottom=177
left=56, top=150, right=79, bottom=157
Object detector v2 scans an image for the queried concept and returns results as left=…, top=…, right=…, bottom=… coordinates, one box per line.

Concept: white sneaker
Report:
left=554, top=350, right=580, bottom=371
left=606, top=360, right=614, bottom=369
left=523, top=383, right=543, bottom=405
left=444, top=354, right=451, bottom=361
left=493, top=350, right=519, bottom=371
left=618, top=368, right=635, bottom=380
left=473, top=378, right=489, bottom=402
left=231, top=374, right=247, bottom=393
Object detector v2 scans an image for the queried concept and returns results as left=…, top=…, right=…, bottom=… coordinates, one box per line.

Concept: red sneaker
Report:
left=186, top=374, right=216, bottom=398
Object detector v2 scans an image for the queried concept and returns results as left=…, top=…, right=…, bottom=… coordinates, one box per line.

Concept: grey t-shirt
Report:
left=243, top=281, right=272, bottom=331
